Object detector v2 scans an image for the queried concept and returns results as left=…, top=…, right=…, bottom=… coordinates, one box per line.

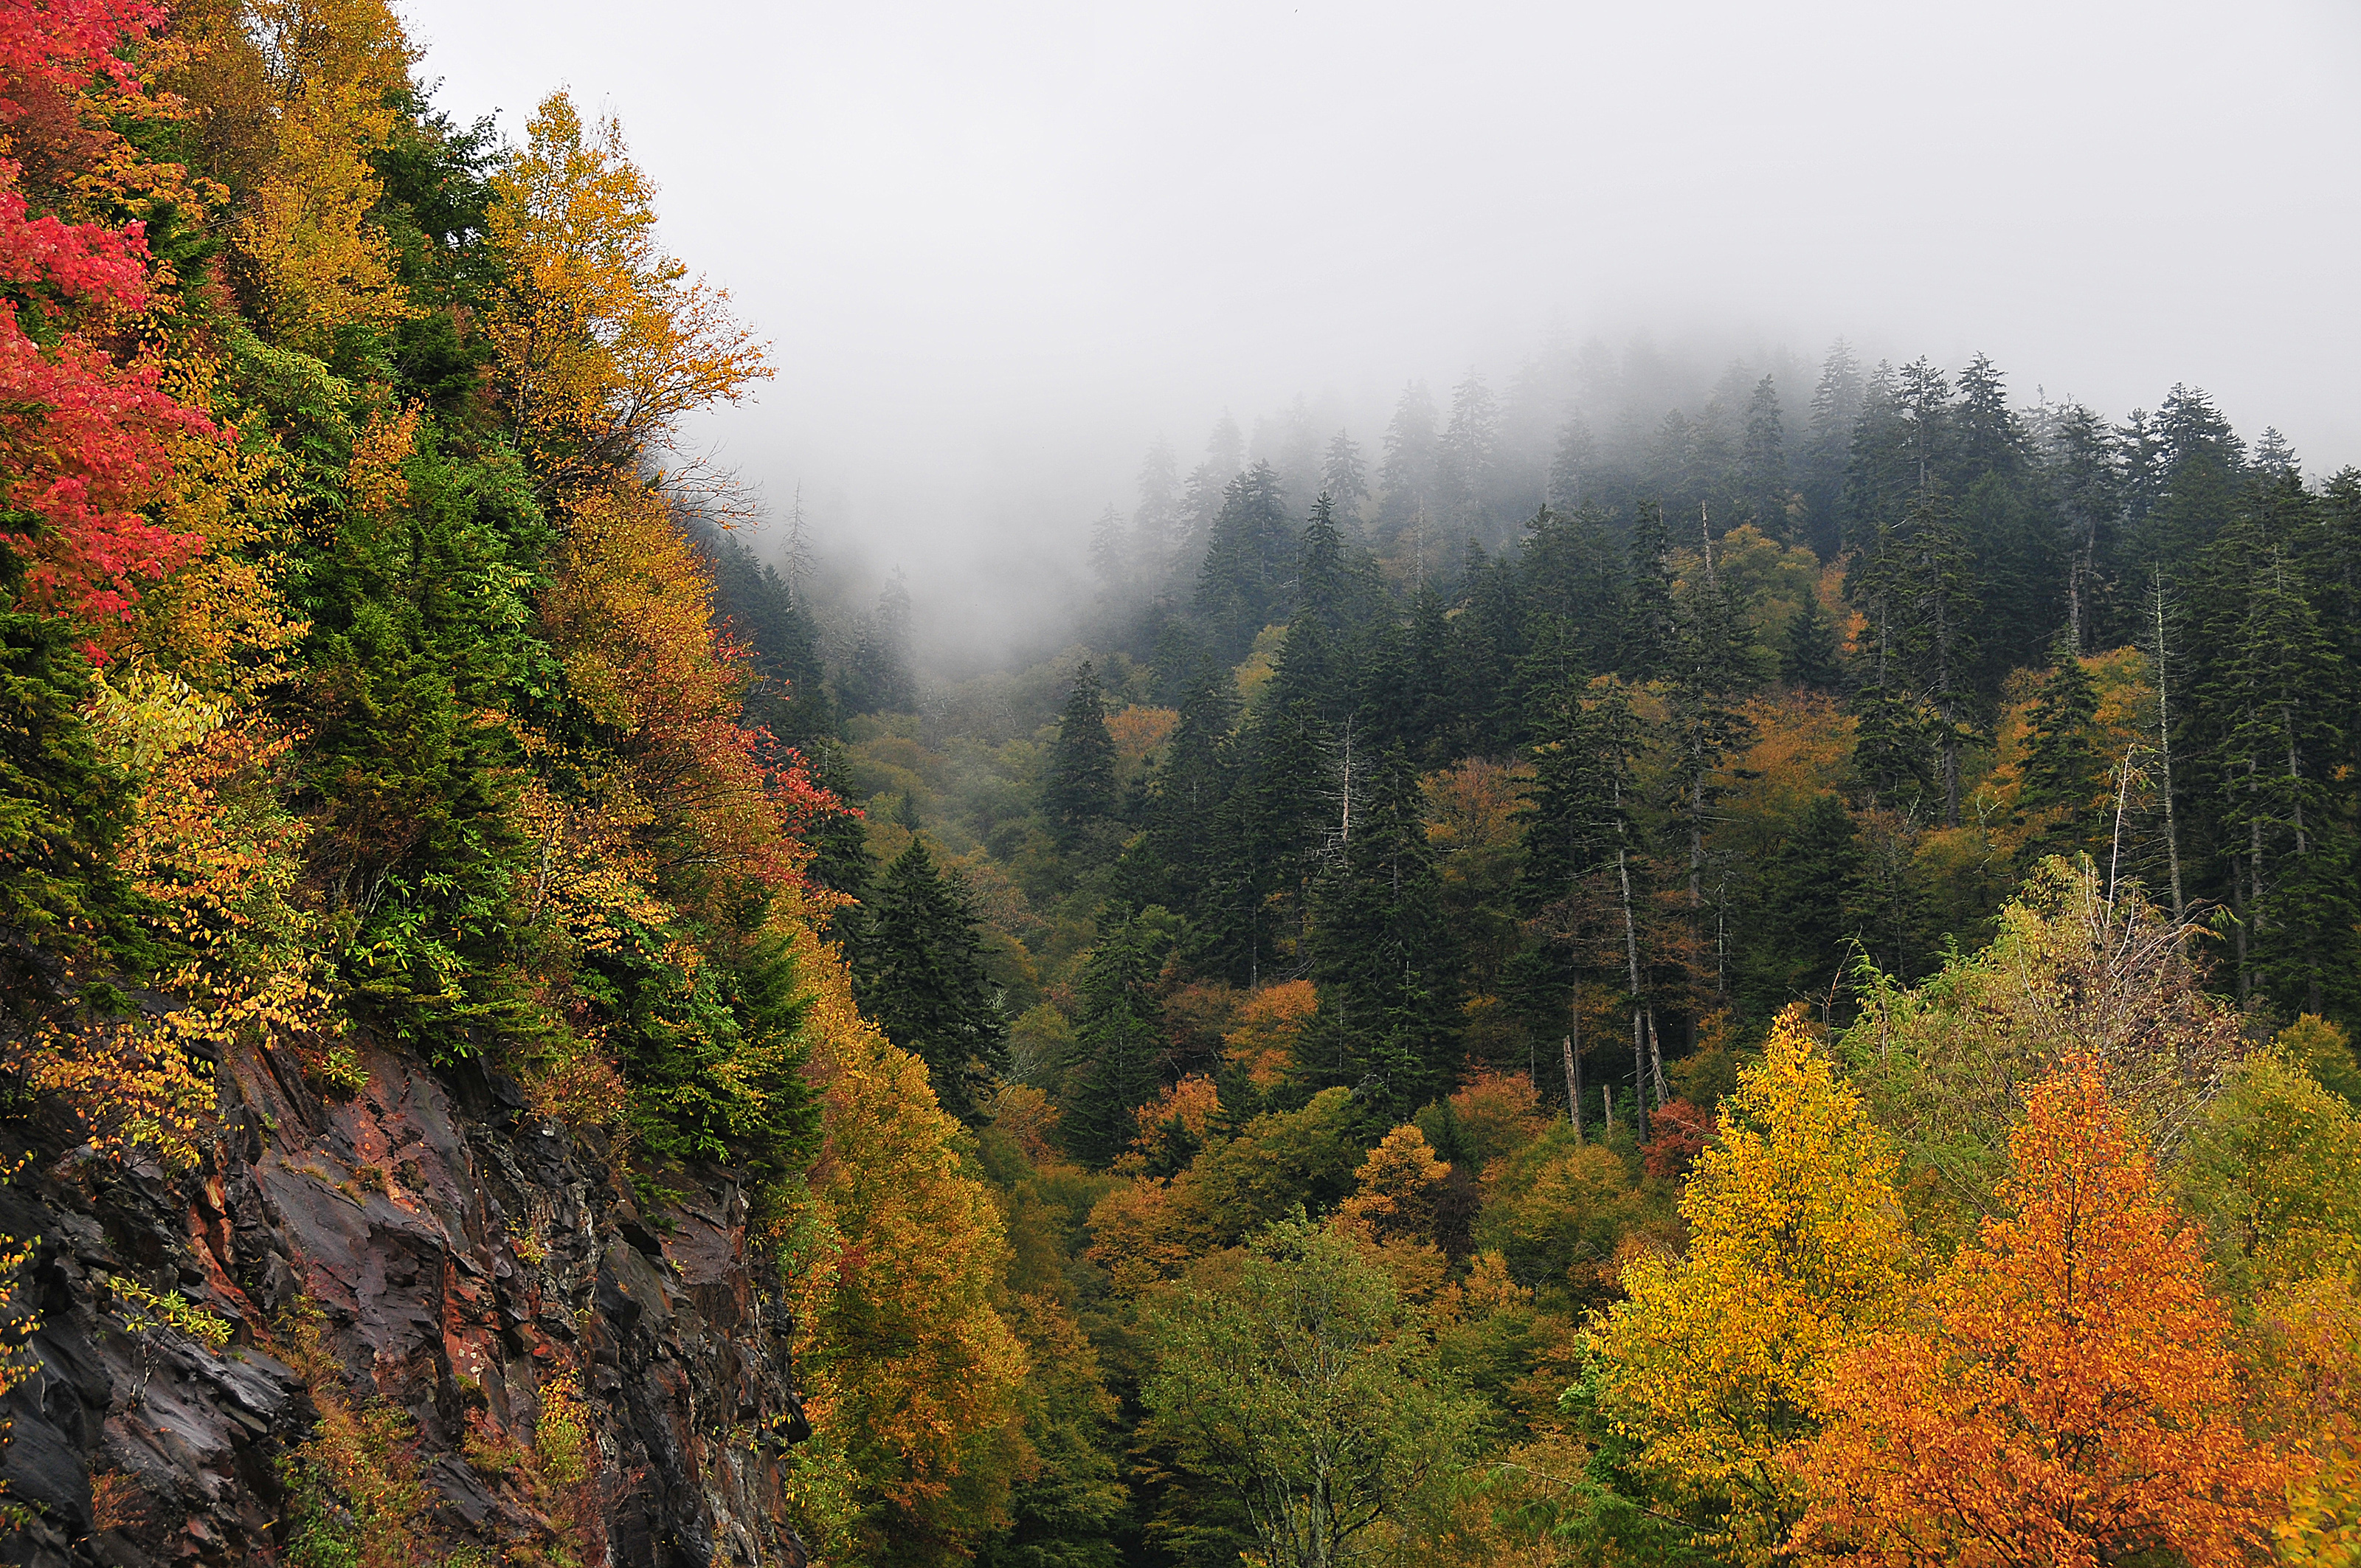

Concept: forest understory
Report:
left=1, top=1, right=2359, bottom=1566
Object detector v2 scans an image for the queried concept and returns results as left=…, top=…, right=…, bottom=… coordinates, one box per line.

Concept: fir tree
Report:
left=856, top=839, right=1006, bottom=1122
left=1734, top=794, right=1864, bottom=1020
left=1060, top=905, right=1181, bottom=1164
left=1625, top=500, right=1677, bottom=680
left=2016, top=636, right=2108, bottom=869
left=1377, top=381, right=1439, bottom=542
left=1205, top=699, right=1333, bottom=987
left=1782, top=593, right=1843, bottom=689
left=1799, top=339, right=1864, bottom=559
left=1438, top=371, right=1499, bottom=537
left=1044, top=659, right=1119, bottom=840
left=1307, top=747, right=1457, bottom=1116
left=1321, top=432, right=1368, bottom=524
left=1740, top=373, right=1789, bottom=538
left=2047, top=401, right=2121, bottom=652
left=842, top=573, right=917, bottom=715
left=1549, top=414, right=1600, bottom=513
left=0, top=590, right=148, bottom=977
left=1192, top=462, right=1295, bottom=661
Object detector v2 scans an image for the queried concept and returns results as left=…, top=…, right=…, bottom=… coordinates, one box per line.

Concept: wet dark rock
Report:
left=0, top=1040, right=809, bottom=1565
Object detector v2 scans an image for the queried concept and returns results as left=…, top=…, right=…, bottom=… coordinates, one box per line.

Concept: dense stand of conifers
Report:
left=740, top=344, right=2357, bottom=1157
left=7, top=1, right=2361, bottom=1563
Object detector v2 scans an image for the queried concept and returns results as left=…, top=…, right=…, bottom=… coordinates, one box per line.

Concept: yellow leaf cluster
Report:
left=1587, top=1005, right=1913, bottom=1564
left=487, top=93, right=769, bottom=504
left=233, top=0, right=420, bottom=352
left=773, top=912, right=1028, bottom=1552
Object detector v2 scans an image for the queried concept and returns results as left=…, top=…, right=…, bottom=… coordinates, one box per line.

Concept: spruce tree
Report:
left=1625, top=500, right=1677, bottom=680
left=1192, top=462, right=1296, bottom=661
left=1734, top=793, right=1864, bottom=1020
left=1740, top=373, right=1789, bottom=538
left=0, top=592, right=147, bottom=977
left=1044, top=659, right=1119, bottom=839
left=1782, top=593, right=1843, bottom=689
left=1321, top=432, right=1368, bottom=524
left=1204, top=698, right=1333, bottom=987
left=1307, top=748, right=1457, bottom=1115
left=856, top=839, right=1006, bottom=1122
left=1060, top=906, right=1180, bottom=1164
left=2192, top=521, right=2354, bottom=1015
left=1119, top=655, right=1237, bottom=916
left=842, top=574, right=918, bottom=715
left=2015, top=637, right=2108, bottom=870
left=1799, top=339, right=1864, bottom=558
left=2047, top=402, right=2122, bottom=652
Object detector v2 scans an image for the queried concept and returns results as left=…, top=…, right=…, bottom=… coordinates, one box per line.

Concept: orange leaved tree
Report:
left=1794, top=1055, right=2283, bottom=1567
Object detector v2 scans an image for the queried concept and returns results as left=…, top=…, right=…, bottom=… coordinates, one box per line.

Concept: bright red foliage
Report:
left=0, top=0, right=210, bottom=633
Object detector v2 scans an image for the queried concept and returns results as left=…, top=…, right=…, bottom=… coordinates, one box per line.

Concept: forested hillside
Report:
left=727, top=271, right=2361, bottom=1560
left=2, top=1, right=2359, bottom=1565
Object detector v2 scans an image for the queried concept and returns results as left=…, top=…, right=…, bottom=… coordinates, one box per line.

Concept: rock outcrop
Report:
left=0, top=1036, right=809, bottom=1567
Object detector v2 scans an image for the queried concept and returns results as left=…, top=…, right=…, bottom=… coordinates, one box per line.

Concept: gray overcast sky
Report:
left=398, top=0, right=2360, bottom=654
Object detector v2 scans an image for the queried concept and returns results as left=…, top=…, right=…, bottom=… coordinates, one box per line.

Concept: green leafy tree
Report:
left=1139, top=1215, right=1485, bottom=1568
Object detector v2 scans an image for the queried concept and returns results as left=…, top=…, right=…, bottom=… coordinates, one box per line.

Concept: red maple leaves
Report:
left=1, top=0, right=211, bottom=635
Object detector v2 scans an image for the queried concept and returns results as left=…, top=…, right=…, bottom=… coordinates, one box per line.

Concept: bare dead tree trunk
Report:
left=2107, top=743, right=2137, bottom=905
left=1561, top=1021, right=1583, bottom=1144
left=1645, top=1007, right=1667, bottom=1108
left=2151, top=574, right=2185, bottom=921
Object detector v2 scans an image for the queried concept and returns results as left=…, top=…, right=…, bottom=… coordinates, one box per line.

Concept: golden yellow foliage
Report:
left=1338, top=1123, right=1451, bottom=1246
left=775, top=911, right=1027, bottom=1553
left=1335, top=1122, right=1454, bottom=1301
left=1586, top=1006, right=1914, bottom=1564
left=1105, top=703, right=1177, bottom=781
left=232, top=0, right=419, bottom=351
left=129, top=387, right=308, bottom=695
left=1224, top=978, right=1318, bottom=1088
left=2247, top=1276, right=2361, bottom=1566
left=488, top=93, right=769, bottom=504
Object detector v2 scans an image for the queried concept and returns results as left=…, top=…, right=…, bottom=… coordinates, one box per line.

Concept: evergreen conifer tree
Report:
left=1740, top=374, right=1789, bottom=538
left=1625, top=500, right=1677, bottom=681
left=1192, top=462, right=1296, bottom=661
left=0, top=591, right=147, bottom=977
left=842, top=574, right=917, bottom=715
left=856, top=839, right=1006, bottom=1122
left=2016, top=637, right=2108, bottom=869
left=1782, top=593, right=1843, bottom=689
left=1045, top=659, right=1119, bottom=840
left=1321, top=433, right=1368, bottom=524
left=1060, top=906, right=1180, bottom=1164
left=1734, top=794, right=1864, bottom=1020
left=1307, top=748, right=1457, bottom=1115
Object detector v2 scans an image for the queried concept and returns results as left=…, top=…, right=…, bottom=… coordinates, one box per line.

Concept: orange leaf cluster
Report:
left=1797, top=1056, right=2284, bottom=1567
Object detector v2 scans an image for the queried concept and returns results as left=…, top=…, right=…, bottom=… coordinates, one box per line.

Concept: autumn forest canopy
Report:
left=2, top=1, right=2360, bottom=1565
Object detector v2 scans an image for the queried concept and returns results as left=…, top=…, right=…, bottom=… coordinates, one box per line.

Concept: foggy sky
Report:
left=398, top=0, right=2361, bottom=667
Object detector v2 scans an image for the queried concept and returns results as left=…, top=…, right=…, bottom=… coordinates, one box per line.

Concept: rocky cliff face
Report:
left=0, top=1034, right=809, bottom=1567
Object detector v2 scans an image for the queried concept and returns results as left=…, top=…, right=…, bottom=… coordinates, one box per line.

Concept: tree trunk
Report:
left=2152, top=576, right=2185, bottom=921
left=1645, top=1007, right=1667, bottom=1108
left=1561, top=1027, right=1583, bottom=1144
